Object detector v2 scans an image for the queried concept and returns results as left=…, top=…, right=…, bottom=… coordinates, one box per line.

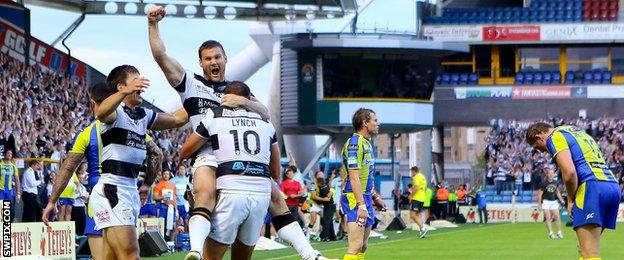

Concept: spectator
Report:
left=21, top=160, right=43, bottom=222
left=170, top=165, right=190, bottom=232
left=308, top=170, right=326, bottom=238
left=280, top=166, right=304, bottom=227
left=456, top=185, right=468, bottom=206
left=476, top=188, right=488, bottom=224
left=154, top=170, right=177, bottom=241
left=0, top=149, right=20, bottom=219
left=436, top=185, right=449, bottom=219
left=58, top=172, right=78, bottom=222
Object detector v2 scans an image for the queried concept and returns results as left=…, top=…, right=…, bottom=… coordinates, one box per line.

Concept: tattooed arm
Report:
left=42, top=152, right=83, bottom=226
left=145, top=139, right=163, bottom=186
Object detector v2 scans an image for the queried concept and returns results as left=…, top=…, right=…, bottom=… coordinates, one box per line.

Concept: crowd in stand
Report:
left=485, top=118, right=624, bottom=198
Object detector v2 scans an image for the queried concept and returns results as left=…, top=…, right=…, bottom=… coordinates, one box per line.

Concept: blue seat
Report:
left=593, top=71, right=603, bottom=84
left=515, top=72, right=525, bottom=84
left=502, top=195, right=512, bottom=202
left=469, top=73, right=478, bottom=85
left=450, top=73, right=460, bottom=85
left=534, top=72, right=543, bottom=84
left=485, top=190, right=495, bottom=196
left=583, top=71, right=593, bottom=84
left=522, top=196, right=533, bottom=203
left=525, top=72, right=534, bottom=84
left=565, top=71, right=575, bottom=83
left=552, top=72, right=561, bottom=84
left=441, top=73, right=450, bottom=85
left=486, top=185, right=495, bottom=191
left=501, top=190, right=512, bottom=196
left=459, top=73, right=469, bottom=84
left=522, top=190, right=534, bottom=196
left=543, top=72, right=552, bottom=84
left=435, top=75, right=441, bottom=85
left=603, top=71, right=612, bottom=84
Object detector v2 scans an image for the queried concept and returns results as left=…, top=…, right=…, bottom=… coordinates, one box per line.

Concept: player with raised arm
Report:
left=88, top=65, right=186, bottom=259
left=41, top=81, right=163, bottom=260
left=147, top=6, right=327, bottom=260
left=526, top=123, right=620, bottom=260
left=179, top=82, right=279, bottom=260
left=341, top=108, right=379, bottom=260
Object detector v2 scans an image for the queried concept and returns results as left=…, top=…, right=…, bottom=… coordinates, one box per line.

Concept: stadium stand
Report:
left=423, top=0, right=618, bottom=25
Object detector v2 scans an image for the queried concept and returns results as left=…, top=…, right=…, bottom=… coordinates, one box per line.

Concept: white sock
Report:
left=277, top=222, right=317, bottom=259
left=189, top=215, right=211, bottom=254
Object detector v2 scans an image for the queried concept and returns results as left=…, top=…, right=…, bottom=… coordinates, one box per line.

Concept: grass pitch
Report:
left=145, top=223, right=623, bottom=259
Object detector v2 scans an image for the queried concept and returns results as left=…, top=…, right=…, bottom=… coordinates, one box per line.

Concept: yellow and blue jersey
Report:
left=546, top=125, right=617, bottom=184
left=70, top=121, right=103, bottom=189
left=341, top=133, right=375, bottom=195
left=0, top=160, right=19, bottom=191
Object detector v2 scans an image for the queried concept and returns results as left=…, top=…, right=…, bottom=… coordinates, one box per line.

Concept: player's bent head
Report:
left=224, top=81, right=251, bottom=100
left=411, top=166, right=419, bottom=174
left=198, top=40, right=225, bottom=59
left=88, top=82, right=117, bottom=104
left=525, top=122, right=553, bottom=146
left=107, top=64, right=140, bottom=89
left=352, top=108, right=376, bottom=131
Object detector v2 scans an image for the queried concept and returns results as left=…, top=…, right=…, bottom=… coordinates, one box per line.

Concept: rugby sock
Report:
left=343, top=254, right=358, bottom=260
left=357, top=252, right=366, bottom=260
left=273, top=214, right=317, bottom=259
left=189, top=207, right=212, bottom=255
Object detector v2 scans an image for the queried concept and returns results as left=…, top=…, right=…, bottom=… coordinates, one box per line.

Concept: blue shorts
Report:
left=340, top=193, right=375, bottom=228
left=84, top=201, right=102, bottom=236
left=59, top=198, right=75, bottom=206
left=573, top=181, right=620, bottom=230
left=140, top=203, right=157, bottom=217
left=264, top=213, right=272, bottom=225
left=177, top=205, right=189, bottom=220
left=0, top=189, right=14, bottom=200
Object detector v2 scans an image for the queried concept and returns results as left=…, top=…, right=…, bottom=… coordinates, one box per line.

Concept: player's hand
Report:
left=356, top=204, right=368, bottom=227
left=15, top=193, right=21, bottom=204
left=221, top=94, right=247, bottom=108
left=42, top=202, right=57, bottom=227
left=567, top=201, right=574, bottom=219
left=120, top=76, right=150, bottom=95
left=537, top=204, right=542, bottom=211
left=147, top=5, right=166, bottom=24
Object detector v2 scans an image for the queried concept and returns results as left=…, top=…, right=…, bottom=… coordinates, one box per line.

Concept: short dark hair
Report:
left=88, top=82, right=116, bottom=103
left=411, top=166, right=419, bottom=172
left=107, top=65, right=139, bottom=88
left=224, top=81, right=251, bottom=99
left=352, top=108, right=375, bottom=130
left=525, top=122, right=553, bottom=146
left=198, top=40, right=225, bottom=59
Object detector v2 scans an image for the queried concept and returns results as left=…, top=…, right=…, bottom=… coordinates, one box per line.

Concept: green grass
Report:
left=145, top=223, right=624, bottom=259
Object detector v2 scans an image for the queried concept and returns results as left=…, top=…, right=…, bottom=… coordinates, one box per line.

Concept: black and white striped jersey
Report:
left=194, top=107, right=277, bottom=193
left=100, top=105, right=157, bottom=185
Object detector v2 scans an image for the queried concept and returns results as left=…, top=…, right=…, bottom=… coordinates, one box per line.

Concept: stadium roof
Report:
left=21, top=0, right=356, bottom=20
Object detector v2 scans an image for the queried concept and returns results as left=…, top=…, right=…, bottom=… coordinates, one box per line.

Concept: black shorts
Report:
left=411, top=200, right=424, bottom=212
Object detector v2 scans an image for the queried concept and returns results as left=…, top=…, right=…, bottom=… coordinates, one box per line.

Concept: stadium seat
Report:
left=492, top=196, right=502, bottom=203
left=593, top=71, right=603, bottom=84
left=486, top=185, right=495, bottom=191
left=565, top=71, right=575, bottom=84
left=525, top=72, right=534, bottom=85
left=534, top=72, right=543, bottom=85
left=450, top=73, right=460, bottom=85
left=515, top=72, right=524, bottom=85
left=469, top=73, right=478, bottom=85
left=435, top=75, right=441, bottom=85
left=543, top=72, right=552, bottom=84
left=552, top=72, right=561, bottom=84
left=583, top=71, right=593, bottom=84
left=502, top=195, right=512, bottom=202
left=603, top=71, right=612, bottom=84
left=501, top=190, right=512, bottom=196
left=441, top=73, right=450, bottom=85
left=459, top=73, right=469, bottom=84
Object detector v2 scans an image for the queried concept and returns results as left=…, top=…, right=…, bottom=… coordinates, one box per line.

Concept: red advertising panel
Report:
left=512, top=86, right=571, bottom=99
left=483, top=25, right=540, bottom=41
left=0, top=19, right=86, bottom=79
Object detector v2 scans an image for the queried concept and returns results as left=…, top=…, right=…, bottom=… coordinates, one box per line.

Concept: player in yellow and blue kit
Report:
left=341, top=108, right=379, bottom=260
left=526, top=123, right=620, bottom=260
